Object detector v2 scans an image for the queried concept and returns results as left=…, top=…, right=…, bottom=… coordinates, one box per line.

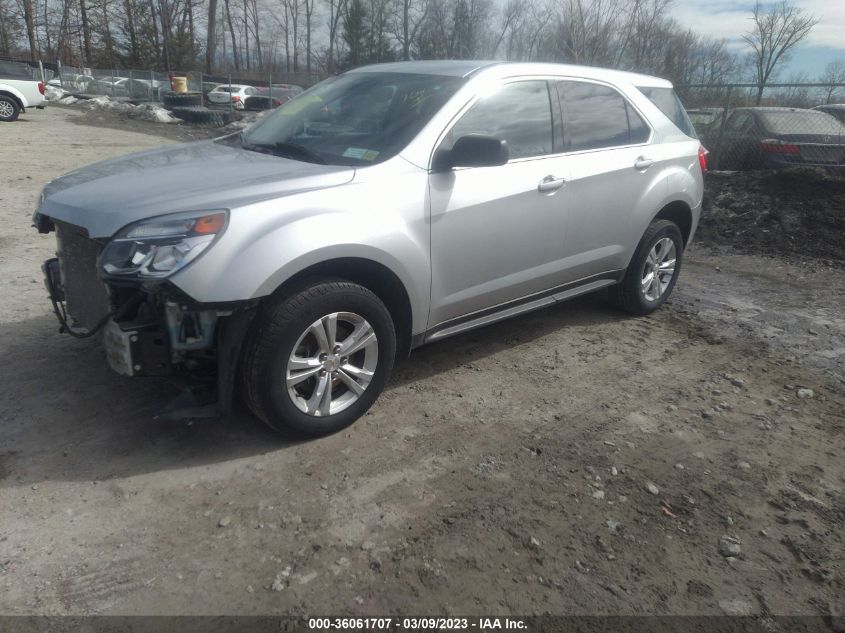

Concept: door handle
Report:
left=538, top=175, right=566, bottom=193
left=634, top=156, right=654, bottom=170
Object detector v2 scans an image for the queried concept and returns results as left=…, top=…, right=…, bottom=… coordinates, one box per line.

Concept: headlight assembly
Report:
left=98, top=210, right=228, bottom=279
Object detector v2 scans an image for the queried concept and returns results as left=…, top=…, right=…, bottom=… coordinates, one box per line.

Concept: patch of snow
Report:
left=45, top=85, right=69, bottom=101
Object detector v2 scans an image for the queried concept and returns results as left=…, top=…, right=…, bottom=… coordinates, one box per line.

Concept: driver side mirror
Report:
left=433, top=135, right=510, bottom=171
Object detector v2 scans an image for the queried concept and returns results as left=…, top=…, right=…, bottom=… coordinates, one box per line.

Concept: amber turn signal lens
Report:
left=193, top=213, right=226, bottom=234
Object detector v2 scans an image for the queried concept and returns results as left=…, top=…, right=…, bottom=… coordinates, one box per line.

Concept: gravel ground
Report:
left=1, top=107, right=843, bottom=619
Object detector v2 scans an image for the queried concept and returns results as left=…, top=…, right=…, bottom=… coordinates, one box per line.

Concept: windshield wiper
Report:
left=240, top=134, right=327, bottom=164
left=272, top=142, right=328, bottom=164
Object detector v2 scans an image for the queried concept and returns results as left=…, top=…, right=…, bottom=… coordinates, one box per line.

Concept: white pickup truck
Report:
left=0, top=61, right=46, bottom=122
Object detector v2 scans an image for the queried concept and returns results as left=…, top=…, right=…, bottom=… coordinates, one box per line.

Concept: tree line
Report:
left=0, top=0, right=838, bottom=96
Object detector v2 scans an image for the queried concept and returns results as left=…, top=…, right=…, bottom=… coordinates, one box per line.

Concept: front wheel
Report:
left=609, top=219, right=683, bottom=315
left=240, top=280, right=396, bottom=436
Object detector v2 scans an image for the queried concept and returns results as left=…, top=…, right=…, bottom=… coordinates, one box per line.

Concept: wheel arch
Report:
left=270, top=257, right=415, bottom=358
left=653, top=200, right=693, bottom=246
left=0, top=89, right=24, bottom=111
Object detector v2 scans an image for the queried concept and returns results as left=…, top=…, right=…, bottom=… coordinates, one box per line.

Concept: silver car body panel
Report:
left=37, top=61, right=704, bottom=343
left=39, top=141, right=356, bottom=238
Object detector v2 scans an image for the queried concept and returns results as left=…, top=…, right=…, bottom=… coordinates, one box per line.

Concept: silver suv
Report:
left=34, top=61, right=705, bottom=436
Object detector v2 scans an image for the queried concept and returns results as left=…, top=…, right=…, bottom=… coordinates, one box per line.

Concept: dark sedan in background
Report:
left=706, top=107, right=845, bottom=170
left=687, top=107, right=725, bottom=136
left=814, top=104, right=845, bottom=124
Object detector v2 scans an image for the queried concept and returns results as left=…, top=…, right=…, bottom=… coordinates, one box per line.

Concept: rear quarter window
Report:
left=637, top=86, right=696, bottom=138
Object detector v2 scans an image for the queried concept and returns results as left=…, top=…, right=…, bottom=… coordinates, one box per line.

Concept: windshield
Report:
left=761, top=111, right=845, bottom=135
left=241, top=72, right=465, bottom=166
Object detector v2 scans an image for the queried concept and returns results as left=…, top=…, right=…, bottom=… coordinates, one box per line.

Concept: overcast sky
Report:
left=670, top=0, right=845, bottom=77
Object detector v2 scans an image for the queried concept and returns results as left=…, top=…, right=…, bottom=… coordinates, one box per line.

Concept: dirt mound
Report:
left=698, top=168, right=845, bottom=264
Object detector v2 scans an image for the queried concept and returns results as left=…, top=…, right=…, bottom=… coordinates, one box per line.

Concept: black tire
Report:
left=170, top=106, right=231, bottom=127
left=162, top=91, right=202, bottom=109
left=240, top=280, right=397, bottom=436
left=608, top=219, right=683, bottom=315
left=0, top=95, right=21, bottom=122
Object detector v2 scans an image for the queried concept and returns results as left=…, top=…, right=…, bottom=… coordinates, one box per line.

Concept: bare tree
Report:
left=206, top=0, right=218, bottom=71
left=0, top=0, right=14, bottom=53
left=623, top=0, right=672, bottom=70
left=303, top=0, right=314, bottom=72
left=122, top=0, right=137, bottom=63
left=392, top=0, right=428, bottom=61
left=742, top=0, right=818, bottom=105
left=223, top=0, right=239, bottom=69
left=285, top=0, right=300, bottom=70
left=819, top=59, right=845, bottom=104
left=693, top=37, right=740, bottom=85
left=17, top=0, right=40, bottom=59
left=325, top=0, right=346, bottom=72
left=559, top=0, right=627, bottom=66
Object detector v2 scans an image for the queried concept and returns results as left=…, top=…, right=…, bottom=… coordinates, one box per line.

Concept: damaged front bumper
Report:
left=39, top=219, right=257, bottom=418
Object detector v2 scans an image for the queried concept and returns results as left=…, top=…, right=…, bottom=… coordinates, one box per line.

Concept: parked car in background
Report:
left=0, top=60, right=46, bottom=121
left=34, top=60, right=704, bottom=436
left=207, top=84, right=257, bottom=109
left=687, top=107, right=725, bottom=136
left=47, top=73, right=98, bottom=93
left=710, top=107, right=845, bottom=170
left=60, top=74, right=97, bottom=93
left=201, top=82, right=222, bottom=99
left=244, top=87, right=299, bottom=111
left=813, top=104, right=845, bottom=124
left=125, top=78, right=168, bottom=100
left=268, top=83, right=303, bottom=95
left=90, top=76, right=130, bottom=96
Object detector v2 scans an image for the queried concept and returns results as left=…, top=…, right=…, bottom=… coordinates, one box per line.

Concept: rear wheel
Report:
left=609, top=219, right=683, bottom=315
left=240, top=280, right=396, bottom=436
left=0, top=95, right=20, bottom=122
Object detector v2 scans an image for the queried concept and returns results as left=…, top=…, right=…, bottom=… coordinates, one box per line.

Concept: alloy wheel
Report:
left=286, top=312, right=379, bottom=417
left=641, top=237, right=676, bottom=302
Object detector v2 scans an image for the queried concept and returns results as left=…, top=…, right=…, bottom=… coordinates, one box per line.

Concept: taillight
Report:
left=38, top=82, right=45, bottom=95
left=231, top=95, right=241, bottom=102
left=698, top=145, right=709, bottom=173
left=760, top=140, right=800, bottom=155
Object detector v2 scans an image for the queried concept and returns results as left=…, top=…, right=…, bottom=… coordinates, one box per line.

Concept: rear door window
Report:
left=556, top=81, right=647, bottom=151
left=444, top=80, right=554, bottom=159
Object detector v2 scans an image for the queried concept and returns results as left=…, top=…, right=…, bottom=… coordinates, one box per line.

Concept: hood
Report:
left=39, top=138, right=356, bottom=237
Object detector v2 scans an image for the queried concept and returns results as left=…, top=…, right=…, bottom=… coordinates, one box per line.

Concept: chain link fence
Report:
left=677, top=83, right=845, bottom=171
left=44, top=63, right=328, bottom=110
left=10, top=56, right=845, bottom=151
left=0, top=57, right=329, bottom=123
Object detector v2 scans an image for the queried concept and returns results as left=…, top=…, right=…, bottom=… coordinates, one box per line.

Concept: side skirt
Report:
left=412, top=270, right=622, bottom=349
